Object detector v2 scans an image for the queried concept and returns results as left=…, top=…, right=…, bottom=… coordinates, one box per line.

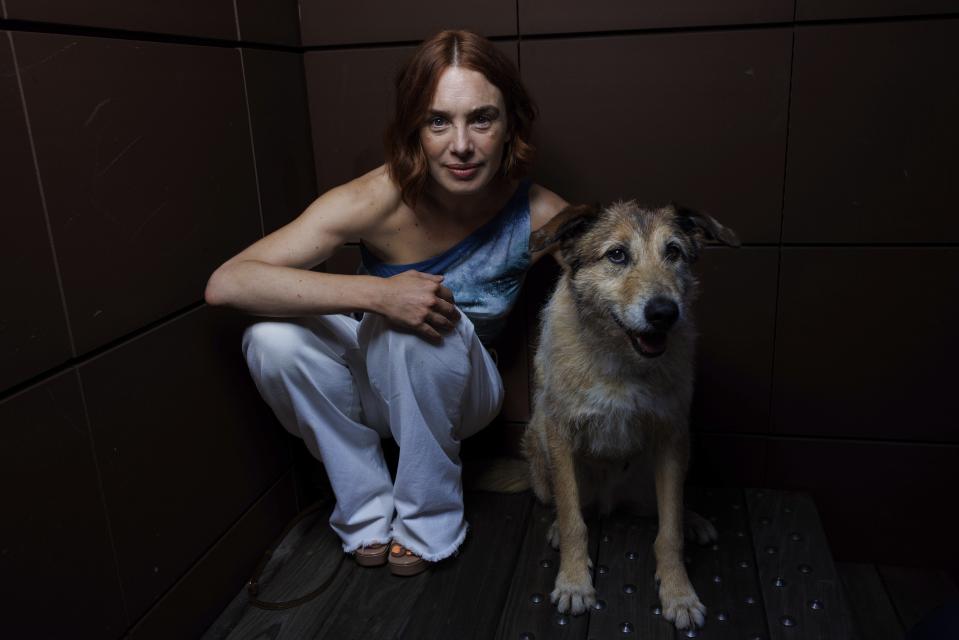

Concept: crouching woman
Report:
left=205, top=29, right=566, bottom=575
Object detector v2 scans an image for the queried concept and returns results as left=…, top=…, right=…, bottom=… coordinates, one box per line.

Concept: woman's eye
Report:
left=606, top=247, right=628, bottom=265
left=473, top=115, right=492, bottom=128
left=664, top=243, right=684, bottom=262
left=429, top=116, right=448, bottom=129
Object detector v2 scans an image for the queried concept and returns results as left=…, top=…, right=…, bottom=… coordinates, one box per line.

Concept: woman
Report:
left=205, top=30, right=567, bottom=576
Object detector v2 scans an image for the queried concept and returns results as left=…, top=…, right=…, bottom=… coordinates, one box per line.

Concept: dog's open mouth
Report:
left=627, top=331, right=668, bottom=358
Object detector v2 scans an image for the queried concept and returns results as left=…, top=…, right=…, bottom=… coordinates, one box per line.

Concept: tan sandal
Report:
left=388, top=543, right=429, bottom=576
left=354, top=542, right=390, bottom=567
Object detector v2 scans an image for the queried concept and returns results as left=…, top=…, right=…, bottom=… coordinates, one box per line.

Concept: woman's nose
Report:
left=451, top=126, right=473, bottom=156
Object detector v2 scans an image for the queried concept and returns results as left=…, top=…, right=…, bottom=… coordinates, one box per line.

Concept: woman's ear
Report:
left=529, top=203, right=599, bottom=254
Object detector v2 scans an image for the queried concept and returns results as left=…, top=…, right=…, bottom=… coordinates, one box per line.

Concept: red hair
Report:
left=385, top=30, right=537, bottom=207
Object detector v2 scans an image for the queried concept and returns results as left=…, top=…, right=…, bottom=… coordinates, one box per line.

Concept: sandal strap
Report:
left=356, top=542, right=388, bottom=555
left=390, top=544, right=417, bottom=557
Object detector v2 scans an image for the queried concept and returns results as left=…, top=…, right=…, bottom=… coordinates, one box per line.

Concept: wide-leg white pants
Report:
left=242, top=310, right=504, bottom=561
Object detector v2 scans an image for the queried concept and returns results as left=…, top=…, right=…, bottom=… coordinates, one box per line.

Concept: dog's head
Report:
left=530, top=201, right=739, bottom=358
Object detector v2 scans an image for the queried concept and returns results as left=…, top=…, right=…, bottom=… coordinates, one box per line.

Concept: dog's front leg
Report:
left=653, top=433, right=706, bottom=630
left=546, top=426, right=596, bottom=615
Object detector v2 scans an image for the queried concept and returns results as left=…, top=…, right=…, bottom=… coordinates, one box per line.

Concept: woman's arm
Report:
left=204, top=167, right=459, bottom=340
left=528, top=183, right=570, bottom=264
left=204, top=170, right=382, bottom=317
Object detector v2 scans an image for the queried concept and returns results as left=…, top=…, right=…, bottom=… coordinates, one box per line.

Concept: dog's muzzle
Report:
left=628, top=331, right=667, bottom=358
left=645, top=296, right=679, bottom=331
left=618, top=296, right=679, bottom=358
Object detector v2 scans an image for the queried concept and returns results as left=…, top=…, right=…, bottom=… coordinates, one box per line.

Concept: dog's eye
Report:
left=664, top=243, right=684, bottom=262
left=605, top=247, right=629, bottom=265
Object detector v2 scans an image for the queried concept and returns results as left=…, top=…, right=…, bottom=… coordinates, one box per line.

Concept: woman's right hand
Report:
left=375, top=270, right=461, bottom=341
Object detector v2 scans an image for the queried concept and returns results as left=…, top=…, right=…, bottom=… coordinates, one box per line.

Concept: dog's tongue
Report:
left=637, top=331, right=667, bottom=357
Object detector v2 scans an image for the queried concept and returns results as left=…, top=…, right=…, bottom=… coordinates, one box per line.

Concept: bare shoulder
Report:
left=301, top=165, right=401, bottom=241
left=220, top=165, right=400, bottom=270
left=529, top=183, right=570, bottom=232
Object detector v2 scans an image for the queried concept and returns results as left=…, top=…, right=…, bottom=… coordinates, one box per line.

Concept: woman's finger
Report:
left=417, top=322, right=443, bottom=342
left=436, top=284, right=455, bottom=304
left=432, top=298, right=460, bottom=323
left=426, top=311, right=454, bottom=332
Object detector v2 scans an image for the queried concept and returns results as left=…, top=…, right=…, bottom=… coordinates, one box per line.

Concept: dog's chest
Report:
left=581, top=376, right=664, bottom=417
left=535, top=299, right=693, bottom=457
left=561, top=375, right=681, bottom=457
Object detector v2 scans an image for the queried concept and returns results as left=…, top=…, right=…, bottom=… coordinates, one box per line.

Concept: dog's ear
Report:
left=672, top=203, right=741, bottom=249
left=529, top=203, right=600, bottom=254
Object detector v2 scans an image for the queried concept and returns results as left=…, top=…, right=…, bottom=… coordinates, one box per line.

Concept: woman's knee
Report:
left=243, top=321, right=312, bottom=376
left=243, top=317, right=356, bottom=384
left=243, top=319, right=363, bottom=417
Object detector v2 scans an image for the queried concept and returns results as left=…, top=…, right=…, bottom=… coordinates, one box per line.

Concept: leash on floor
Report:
left=246, top=500, right=345, bottom=610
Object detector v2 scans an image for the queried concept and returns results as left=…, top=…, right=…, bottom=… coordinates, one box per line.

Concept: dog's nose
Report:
left=644, top=297, right=679, bottom=330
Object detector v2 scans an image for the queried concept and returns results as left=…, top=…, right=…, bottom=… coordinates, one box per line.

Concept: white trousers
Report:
left=242, top=310, right=504, bottom=561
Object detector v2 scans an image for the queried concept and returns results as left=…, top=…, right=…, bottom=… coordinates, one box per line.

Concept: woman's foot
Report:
left=388, top=543, right=429, bottom=576
left=354, top=542, right=390, bottom=567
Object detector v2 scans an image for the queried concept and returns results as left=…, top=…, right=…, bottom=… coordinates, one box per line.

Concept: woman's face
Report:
left=420, top=66, right=509, bottom=198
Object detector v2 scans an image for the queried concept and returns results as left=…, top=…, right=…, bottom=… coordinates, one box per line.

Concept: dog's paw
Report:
left=659, top=583, right=706, bottom=630
left=685, top=509, right=719, bottom=545
left=546, top=520, right=560, bottom=550
left=550, top=574, right=596, bottom=616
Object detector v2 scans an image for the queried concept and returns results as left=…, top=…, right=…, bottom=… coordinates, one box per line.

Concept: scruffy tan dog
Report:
left=523, top=201, right=740, bottom=630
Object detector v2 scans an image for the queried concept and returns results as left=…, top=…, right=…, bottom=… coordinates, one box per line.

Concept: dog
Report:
left=520, top=200, right=740, bottom=630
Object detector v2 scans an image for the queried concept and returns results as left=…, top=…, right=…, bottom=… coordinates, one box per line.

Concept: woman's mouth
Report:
left=445, top=163, right=482, bottom=180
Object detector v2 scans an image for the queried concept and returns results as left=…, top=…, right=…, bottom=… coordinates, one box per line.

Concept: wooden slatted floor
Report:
left=204, top=488, right=957, bottom=640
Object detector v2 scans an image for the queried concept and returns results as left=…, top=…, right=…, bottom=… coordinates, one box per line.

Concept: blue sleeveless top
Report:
left=360, top=181, right=532, bottom=345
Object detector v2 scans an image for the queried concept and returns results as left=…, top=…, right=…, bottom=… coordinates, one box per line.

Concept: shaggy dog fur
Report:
left=521, top=201, right=740, bottom=630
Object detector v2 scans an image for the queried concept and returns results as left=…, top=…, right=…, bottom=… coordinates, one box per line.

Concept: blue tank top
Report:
left=360, top=180, right=532, bottom=345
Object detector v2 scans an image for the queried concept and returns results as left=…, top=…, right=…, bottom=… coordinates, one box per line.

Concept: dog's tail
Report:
left=465, top=457, right=531, bottom=493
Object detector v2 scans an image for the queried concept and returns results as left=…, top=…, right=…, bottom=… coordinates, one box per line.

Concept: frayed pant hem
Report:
left=341, top=536, right=392, bottom=554
left=390, top=522, right=469, bottom=563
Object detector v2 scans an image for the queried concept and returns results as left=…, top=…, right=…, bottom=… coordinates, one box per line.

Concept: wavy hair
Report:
left=385, top=30, right=537, bottom=207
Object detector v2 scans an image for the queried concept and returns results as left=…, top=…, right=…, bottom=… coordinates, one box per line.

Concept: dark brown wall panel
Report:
left=767, top=438, right=959, bottom=571
left=520, top=0, right=794, bottom=35
left=773, top=248, right=959, bottom=442
left=0, top=370, right=126, bottom=638
left=523, top=30, right=791, bottom=243
left=784, top=21, right=959, bottom=243
left=243, top=49, right=317, bottom=232
left=14, top=33, right=261, bottom=354
left=497, top=291, right=530, bottom=423
left=5, top=0, right=237, bottom=40
left=692, top=247, right=778, bottom=434
left=306, top=46, right=411, bottom=194
left=299, top=0, right=516, bottom=46
left=0, top=32, right=71, bottom=391
left=306, top=41, right=517, bottom=195
left=128, top=472, right=297, bottom=640
left=797, top=0, right=959, bottom=20
left=79, top=306, right=291, bottom=620
left=323, top=243, right=362, bottom=276
left=235, top=0, right=300, bottom=46
left=689, top=432, right=768, bottom=488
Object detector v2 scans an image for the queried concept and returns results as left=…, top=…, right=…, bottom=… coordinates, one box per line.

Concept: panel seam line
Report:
left=238, top=47, right=266, bottom=238
left=75, top=368, right=132, bottom=624
left=6, top=31, right=78, bottom=356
